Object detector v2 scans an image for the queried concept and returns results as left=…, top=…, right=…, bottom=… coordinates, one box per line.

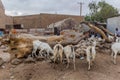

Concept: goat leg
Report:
left=113, top=52, right=117, bottom=65
left=66, top=57, right=70, bottom=69
left=88, top=61, right=91, bottom=71
left=73, top=54, right=76, bottom=70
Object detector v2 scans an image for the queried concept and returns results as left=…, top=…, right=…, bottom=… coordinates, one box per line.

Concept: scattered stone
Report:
left=11, top=65, right=16, bottom=68
left=24, top=57, right=35, bottom=63
left=0, top=58, right=4, bottom=66
left=1, top=65, right=5, bottom=69
left=0, top=45, right=7, bottom=49
left=10, top=76, right=14, bottom=79
left=11, top=58, right=23, bottom=65
left=80, top=57, right=85, bottom=60
left=9, top=69, right=14, bottom=76
left=47, top=60, right=53, bottom=63
left=0, top=53, right=11, bottom=62
left=3, top=49, right=8, bottom=52
left=9, top=72, right=13, bottom=76
left=36, top=56, right=45, bottom=61
left=118, top=72, right=120, bottom=73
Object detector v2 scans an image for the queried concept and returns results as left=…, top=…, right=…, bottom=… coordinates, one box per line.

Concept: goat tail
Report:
left=72, top=46, right=74, bottom=52
left=55, top=45, right=60, bottom=56
left=71, top=45, right=76, bottom=70
left=71, top=45, right=75, bottom=55
left=111, top=50, right=114, bottom=57
left=56, top=45, right=60, bottom=51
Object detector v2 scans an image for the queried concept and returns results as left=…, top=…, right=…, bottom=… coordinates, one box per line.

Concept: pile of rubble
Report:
left=0, top=21, right=115, bottom=69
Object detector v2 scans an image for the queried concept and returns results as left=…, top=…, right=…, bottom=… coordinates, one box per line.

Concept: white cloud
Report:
left=5, top=10, right=23, bottom=16
left=1, top=0, right=120, bottom=16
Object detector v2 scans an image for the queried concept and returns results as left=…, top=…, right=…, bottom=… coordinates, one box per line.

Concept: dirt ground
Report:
left=1, top=51, right=120, bottom=80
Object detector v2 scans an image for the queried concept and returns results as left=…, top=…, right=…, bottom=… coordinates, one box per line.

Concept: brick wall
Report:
left=0, top=7, right=5, bottom=29
left=0, top=0, right=13, bottom=29
left=13, top=13, right=84, bottom=29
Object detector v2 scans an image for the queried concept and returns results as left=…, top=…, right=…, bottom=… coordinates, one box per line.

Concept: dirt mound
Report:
left=1, top=53, right=120, bottom=80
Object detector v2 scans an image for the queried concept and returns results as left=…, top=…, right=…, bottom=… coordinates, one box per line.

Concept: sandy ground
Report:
left=1, top=51, right=120, bottom=80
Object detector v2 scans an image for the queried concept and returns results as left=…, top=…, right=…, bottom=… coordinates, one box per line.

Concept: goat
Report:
left=32, top=40, right=42, bottom=57
left=115, top=37, right=120, bottom=42
left=53, top=43, right=64, bottom=63
left=108, top=35, right=114, bottom=42
left=32, top=40, right=53, bottom=58
left=38, top=42, right=53, bottom=58
left=111, top=42, right=120, bottom=64
left=84, top=40, right=96, bottom=70
left=63, top=45, right=76, bottom=70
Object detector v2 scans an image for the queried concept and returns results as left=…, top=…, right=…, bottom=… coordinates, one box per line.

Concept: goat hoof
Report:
left=66, top=66, right=69, bottom=69
left=53, top=66, right=56, bottom=69
left=113, top=61, right=117, bottom=65
left=113, top=62, right=117, bottom=65
left=74, top=68, right=76, bottom=71
left=60, top=69, right=63, bottom=71
left=88, top=68, right=90, bottom=71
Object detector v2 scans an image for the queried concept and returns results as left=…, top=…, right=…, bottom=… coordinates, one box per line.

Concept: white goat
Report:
left=115, top=37, right=120, bottom=42
left=111, top=42, right=120, bottom=64
left=32, top=40, right=42, bottom=57
left=53, top=43, right=64, bottom=63
left=108, top=35, right=114, bottom=41
left=109, top=35, right=114, bottom=40
left=63, top=45, right=76, bottom=70
left=85, top=40, right=96, bottom=70
left=32, top=40, right=53, bottom=58
left=39, top=42, right=53, bottom=58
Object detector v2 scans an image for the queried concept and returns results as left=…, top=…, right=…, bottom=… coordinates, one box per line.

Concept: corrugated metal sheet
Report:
left=107, top=16, right=120, bottom=33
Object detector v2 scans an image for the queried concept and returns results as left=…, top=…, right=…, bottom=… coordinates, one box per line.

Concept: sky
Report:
left=1, top=0, right=120, bottom=16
